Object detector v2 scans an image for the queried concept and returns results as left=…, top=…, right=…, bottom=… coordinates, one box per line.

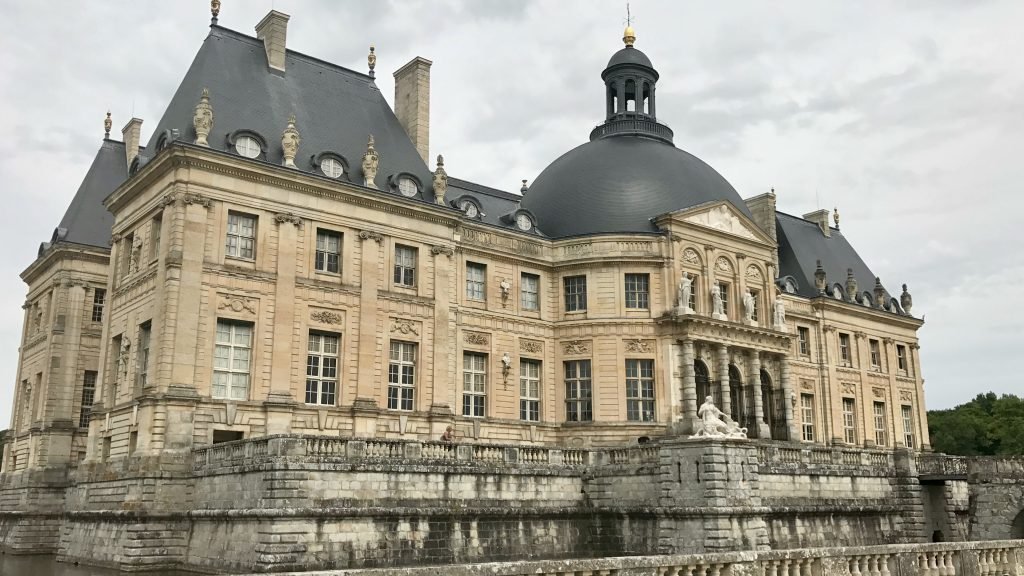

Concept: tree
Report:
left=928, top=393, right=1024, bottom=456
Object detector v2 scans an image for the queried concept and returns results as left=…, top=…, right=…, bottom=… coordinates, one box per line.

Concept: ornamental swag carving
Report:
left=840, top=383, right=856, bottom=395
left=625, top=339, right=654, bottom=354
left=310, top=310, right=344, bottom=325
left=520, top=339, right=543, bottom=354
left=899, top=389, right=914, bottom=402
left=358, top=230, right=383, bottom=243
left=390, top=318, right=419, bottom=336
left=872, top=387, right=886, bottom=398
left=463, top=332, right=489, bottom=346
left=217, top=294, right=257, bottom=315
left=563, top=340, right=591, bottom=355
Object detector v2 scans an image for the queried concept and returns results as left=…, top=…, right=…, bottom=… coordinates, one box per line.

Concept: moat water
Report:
left=0, top=555, right=200, bottom=576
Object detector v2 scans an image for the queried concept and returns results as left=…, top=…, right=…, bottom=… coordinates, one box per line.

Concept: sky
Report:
left=0, top=0, right=1022, bottom=427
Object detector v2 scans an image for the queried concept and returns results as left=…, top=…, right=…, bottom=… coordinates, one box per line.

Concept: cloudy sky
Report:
left=1, top=0, right=1021, bottom=427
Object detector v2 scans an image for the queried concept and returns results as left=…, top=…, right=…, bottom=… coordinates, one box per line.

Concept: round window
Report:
left=515, top=213, right=532, bottom=231
left=459, top=200, right=479, bottom=218
left=321, top=157, right=344, bottom=178
left=234, top=135, right=261, bottom=159
left=397, top=176, right=418, bottom=197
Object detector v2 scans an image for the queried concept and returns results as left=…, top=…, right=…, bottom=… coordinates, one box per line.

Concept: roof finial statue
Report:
left=368, top=45, right=376, bottom=78
left=845, top=268, right=858, bottom=302
left=874, top=277, right=886, bottom=310
left=622, top=3, right=636, bottom=47
left=833, top=207, right=840, bottom=229
left=104, top=111, right=112, bottom=139
left=193, top=88, right=213, bottom=147
left=211, top=0, right=221, bottom=25
left=432, top=154, right=448, bottom=205
left=814, top=259, right=827, bottom=294
left=520, top=179, right=529, bottom=194
left=281, top=113, right=301, bottom=168
left=361, top=134, right=379, bottom=189
left=900, top=284, right=913, bottom=314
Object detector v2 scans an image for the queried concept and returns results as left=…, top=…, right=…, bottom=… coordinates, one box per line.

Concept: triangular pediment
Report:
left=674, top=202, right=769, bottom=243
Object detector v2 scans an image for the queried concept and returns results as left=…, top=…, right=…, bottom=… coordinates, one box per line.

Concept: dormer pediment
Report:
left=660, top=201, right=773, bottom=245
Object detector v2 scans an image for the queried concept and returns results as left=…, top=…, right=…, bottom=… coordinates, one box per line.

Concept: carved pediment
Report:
left=680, top=203, right=762, bottom=242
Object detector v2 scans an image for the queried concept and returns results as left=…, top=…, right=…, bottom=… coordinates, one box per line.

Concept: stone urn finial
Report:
left=900, top=284, right=913, bottom=314
left=361, top=134, right=379, bottom=189
left=211, top=0, right=221, bottom=24
left=433, top=154, right=448, bottom=205
left=368, top=45, right=376, bottom=78
left=845, top=268, right=858, bottom=302
left=814, top=259, right=826, bottom=294
left=833, top=207, right=840, bottom=229
left=192, top=88, right=213, bottom=146
left=874, top=277, right=886, bottom=310
left=104, top=111, right=112, bottom=139
left=281, top=113, right=301, bottom=167
left=520, top=179, right=528, bottom=194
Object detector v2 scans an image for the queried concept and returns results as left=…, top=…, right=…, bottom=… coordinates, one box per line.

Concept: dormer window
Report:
left=235, top=135, right=261, bottom=159
left=451, top=195, right=484, bottom=219
left=397, top=176, right=418, bottom=197
left=515, top=213, right=533, bottom=231
left=321, top=157, right=344, bottom=178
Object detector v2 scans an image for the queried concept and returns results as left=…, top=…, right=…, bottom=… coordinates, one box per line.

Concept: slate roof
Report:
left=446, top=177, right=536, bottom=233
left=50, top=139, right=129, bottom=250
left=141, top=25, right=434, bottom=204
left=776, top=211, right=900, bottom=310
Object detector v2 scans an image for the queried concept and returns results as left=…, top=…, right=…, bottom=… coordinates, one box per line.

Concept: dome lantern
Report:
left=595, top=24, right=673, bottom=144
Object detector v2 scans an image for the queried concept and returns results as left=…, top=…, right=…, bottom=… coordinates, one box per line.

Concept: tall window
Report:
left=902, top=405, right=916, bottom=449
left=797, top=327, right=810, bottom=356
left=462, top=353, right=487, bottom=417
left=718, top=283, right=730, bottom=315
left=896, top=345, right=908, bottom=372
left=728, top=364, right=746, bottom=426
left=387, top=341, right=416, bottom=410
left=624, top=273, right=649, bottom=309
left=695, top=360, right=711, bottom=405
left=521, top=273, right=539, bottom=311
left=315, top=229, right=341, bottom=274
left=151, top=215, right=162, bottom=259
left=869, top=339, right=881, bottom=369
left=687, top=275, right=699, bottom=311
left=749, top=289, right=760, bottom=321
left=213, top=321, right=252, bottom=400
left=306, top=333, right=339, bottom=406
left=520, top=359, right=541, bottom=422
left=121, top=232, right=135, bottom=277
left=466, top=262, right=486, bottom=301
left=842, top=397, right=857, bottom=444
left=564, top=275, right=587, bottom=312
left=873, top=401, right=888, bottom=446
left=839, top=333, right=851, bottom=365
left=800, top=394, right=815, bottom=441
left=564, top=360, right=592, bottom=422
left=91, top=288, right=106, bottom=323
left=225, top=213, right=256, bottom=260
left=625, top=359, right=655, bottom=422
left=79, top=371, right=97, bottom=428
left=394, top=245, right=417, bottom=287
left=136, top=322, right=151, bottom=389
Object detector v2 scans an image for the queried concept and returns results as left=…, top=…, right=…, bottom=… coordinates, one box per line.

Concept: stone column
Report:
left=265, top=213, right=302, bottom=434
left=780, top=355, right=798, bottom=441
left=716, top=344, right=731, bottom=415
left=910, top=343, right=930, bottom=450
left=749, top=350, right=769, bottom=439
left=681, top=339, right=698, bottom=433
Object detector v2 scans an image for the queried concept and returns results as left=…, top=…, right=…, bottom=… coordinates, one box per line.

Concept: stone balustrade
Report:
left=756, top=441, right=895, bottom=473
left=232, top=540, right=1023, bottom=576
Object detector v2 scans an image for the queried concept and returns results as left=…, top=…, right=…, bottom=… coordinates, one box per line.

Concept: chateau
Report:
left=1, top=5, right=1022, bottom=575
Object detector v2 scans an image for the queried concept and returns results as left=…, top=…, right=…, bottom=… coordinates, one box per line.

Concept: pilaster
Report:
left=429, top=245, right=454, bottom=415
left=266, top=213, right=302, bottom=431
left=680, top=339, right=697, bottom=433
left=748, top=350, right=769, bottom=439
left=779, top=355, right=797, bottom=441
left=354, top=231, right=383, bottom=412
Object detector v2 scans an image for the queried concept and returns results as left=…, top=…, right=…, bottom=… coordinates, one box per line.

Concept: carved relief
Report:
left=683, top=204, right=758, bottom=240
left=624, top=339, right=654, bottom=354
left=274, top=212, right=302, bottom=227
left=520, top=339, right=543, bottom=355
left=800, top=379, right=814, bottom=391
left=562, top=243, right=592, bottom=258
left=682, top=248, right=701, bottom=266
left=562, top=340, right=591, bottom=355
left=746, top=265, right=763, bottom=281
left=390, top=318, right=419, bottom=336
left=899, top=389, right=914, bottom=402
left=430, top=245, right=454, bottom=257
left=358, top=230, right=383, bottom=243
left=217, top=293, right=257, bottom=315
left=182, top=193, right=212, bottom=208
left=715, top=257, right=733, bottom=273
left=840, top=383, right=856, bottom=395
left=872, top=387, right=886, bottom=398
left=310, top=310, right=344, bottom=325
left=463, top=331, right=489, bottom=346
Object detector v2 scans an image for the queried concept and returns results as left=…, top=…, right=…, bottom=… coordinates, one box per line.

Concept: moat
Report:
left=0, top=555, right=195, bottom=576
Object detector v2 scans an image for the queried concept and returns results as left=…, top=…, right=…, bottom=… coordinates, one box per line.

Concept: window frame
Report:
left=462, top=352, right=487, bottom=418
left=520, top=272, right=540, bottom=311
left=718, top=282, right=730, bottom=316
left=896, top=344, right=908, bottom=373
left=841, top=397, right=857, bottom=444
left=234, top=134, right=262, bottom=159
left=150, top=214, right=162, bottom=260
left=306, top=332, right=340, bottom=406
left=225, top=212, right=257, bottom=261
left=564, top=275, right=587, bottom=313
left=136, top=322, right=151, bottom=390
left=520, top=359, right=541, bottom=422
left=625, top=358, right=656, bottom=422
left=387, top=340, right=416, bottom=411
left=839, top=333, right=851, bottom=365
left=901, top=404, right=916, bottom=449
left=869, top=339, right=881, bottom=369
left=314, top=229, right=342, bottom=275
left=79, top=371, right=97, bottom=428
left=797, top=326, right=810, bottom=357
left=212, top=320, right=253, bottom=400
left=624, top=273, right=650, bottom=310
left=800, top=393, right=815, bottom=442
left=749, top=288, right=760, bottom=321
left=91, top=288, right=106, bottom=323
left=466, top=262, right=487, bottom=301
left=393, top=244, right=417, bottom=288
left=564, top=360, right=593, bottom=422
left=873, top=401, right=888, bottom=447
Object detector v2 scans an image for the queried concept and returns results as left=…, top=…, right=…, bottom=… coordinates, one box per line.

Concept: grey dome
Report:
left=606, top=46, right=653, bottom=70
left=521, top=135, right=752, bottom=238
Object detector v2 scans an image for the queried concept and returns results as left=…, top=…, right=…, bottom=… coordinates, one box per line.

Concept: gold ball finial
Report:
left=211, top=0, right=221, bottom=24
left=623, top=25, right=636, bottom=47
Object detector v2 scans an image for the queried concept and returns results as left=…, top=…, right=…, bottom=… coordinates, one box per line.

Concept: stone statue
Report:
left=281, top=114, right=301, bottom=168
left=193, top=88, right=213, bottom=147
left=117, top=338, right=132, bottom=377
left=900, top=284, right=913, bottom=314
left=361, top=134, right=379, bottom=189
left=367, top=45, right=376, bottom=78
left=433, top=154, right=448, bottom=205
left=499, top=278, right=511, bottom=301
left=773, top=295, right=786, bottom=331
left=129, top=238, right=141, bottom=274
left=691, top=396, right=747, bottom=439
left=677, top=271, right=693, bottom=314
left=711, top=282, right=725, bottom=319
left=742, top=288, right=755, bottom=322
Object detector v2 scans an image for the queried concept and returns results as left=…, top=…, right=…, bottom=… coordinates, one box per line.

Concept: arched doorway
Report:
left=761, top=369, right=786, bottom=440
left=695, top=360, right=713, bottom=405
left=1013, top=509, right=1024, bottom=539
left=729, top=364, right=746, bottom=427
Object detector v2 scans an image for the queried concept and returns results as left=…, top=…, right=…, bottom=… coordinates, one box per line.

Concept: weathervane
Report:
left=622, top=3, right=636, bottom=47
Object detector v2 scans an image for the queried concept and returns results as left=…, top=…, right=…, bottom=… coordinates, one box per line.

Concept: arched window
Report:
left=642, top=81, right=650, bottom=114
left=625, top=79, right=636, bottom=112
left=761, top=369, right=784, bottom=440
left=729, top=364, right=745, bottom=426
left=695, top=360, right=711, bottom=405
left=607, top=82, right=617, bottom=117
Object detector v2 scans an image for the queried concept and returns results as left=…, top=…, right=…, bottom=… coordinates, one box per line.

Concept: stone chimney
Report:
left=122, top=118, right=143, bottom=169
left=255, top=10, right=289, bottom=73
left=745, top=190, right=779, bottom=272
left=803, top=209, right=831, bottom=238
left=393, top=57, right=432, bottom=163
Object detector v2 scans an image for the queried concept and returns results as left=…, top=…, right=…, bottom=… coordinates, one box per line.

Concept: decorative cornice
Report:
left=358, top=230, right=383, bottom=243
left=430, top=245, right=455, bottom=257
left=274, top=212, right=303, bottom=227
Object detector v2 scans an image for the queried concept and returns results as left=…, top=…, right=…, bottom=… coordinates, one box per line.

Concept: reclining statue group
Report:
left=691, top=396, right=748, bottom=439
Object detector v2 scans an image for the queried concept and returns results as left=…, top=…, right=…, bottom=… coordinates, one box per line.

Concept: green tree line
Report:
left=928, top=393, right=1024, bottom=455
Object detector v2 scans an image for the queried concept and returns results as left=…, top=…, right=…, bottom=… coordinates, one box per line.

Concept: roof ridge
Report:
left=209, top=25, right=376, bottom=83
left=448, top=176, right=521, bottom=200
